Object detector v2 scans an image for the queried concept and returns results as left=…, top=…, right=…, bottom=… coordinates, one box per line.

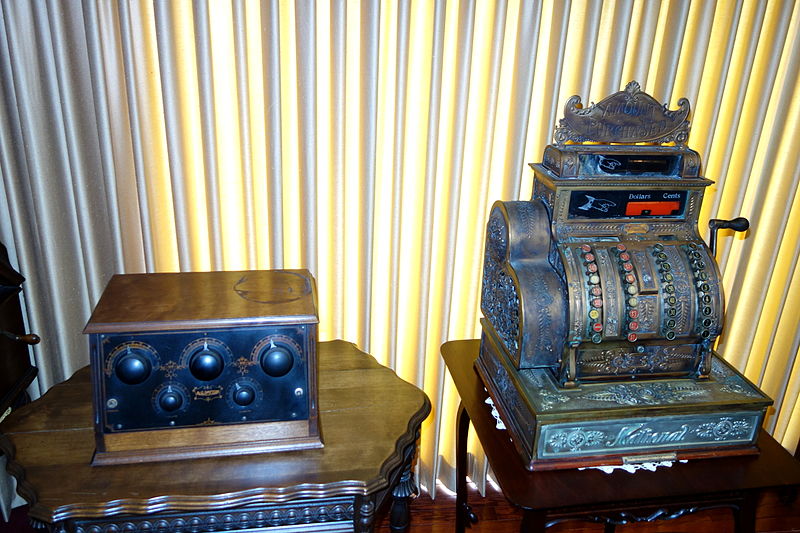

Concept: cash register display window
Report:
left=579, top=154, right=683, bottom=176
left=567, top=190, right=688, bottom=219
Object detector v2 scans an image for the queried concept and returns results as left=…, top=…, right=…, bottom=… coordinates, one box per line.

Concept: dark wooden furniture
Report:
left=0, top=340, right=430, bottom=533
left=443, top=339, right=800, bottom=533
left=0, top=242, right=37, bottom=415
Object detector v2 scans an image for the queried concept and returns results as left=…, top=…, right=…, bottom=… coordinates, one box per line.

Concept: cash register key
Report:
left=627, top=333, right=638, bottom=342
left=619, top=252, right=631, bottom=262
left=592, top=323, right=603, bottom=332
left=587, top=263, right=599, bottom=273
left=616, top=243, right=627, bottom=252
left=584, top=252, right=595, bottom=262
left=625, top=273, right=636, bottom=284
left=666, top=319, right=677, bottom=328
left=652, top=243, right=664, bottom=252
left=592, top=298, right=603, bottom=308
left=589, top=274, right=601, bottom=285
left=628, top=321, right=639, bottom=331
left=581, top=244, right=593, bottom=253
left=588, top=309, right=601, bottom=320
left=628, top=297, right=639, bottom=307
left=626, top=285, right=638, bottom=295
left=665, top=331, right=676, bottom=340
left=660, top=263, right=672, bottom=272
left=702, top=318, right=713, bottom=327
left=628, top=309, right=639, bottom=319
left=667, top=307, right=678, bottom=317
left=591, top=286, right=602, bottom=296
left=664, top=284, right=675, bottom=294
left=592, top=333, right=603, bottom=344
left=662, top=272, right=674, bottom=282
left=622, top=262, right=634, bottom=272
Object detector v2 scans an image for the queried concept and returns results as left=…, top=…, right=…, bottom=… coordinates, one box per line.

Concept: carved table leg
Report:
left=733, top=492, right=757, bottom=533
left=389, top=460, right=418, bottom=532
left=456, top=402, right=478, bottom=532
left=354, top=494, right=377, bottom=533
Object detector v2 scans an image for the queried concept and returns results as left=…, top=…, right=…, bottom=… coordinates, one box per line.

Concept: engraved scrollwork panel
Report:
left=539, top=412, right=759, bottom=459
left=554, top=81, right=691, bottom=146
left=561, top=246, right=585, bottom=342
left=664, top=246, right=692, bottom=333
left=481, top=210, right=521, bottom=357
left=595, top=248, right=620, bottom=337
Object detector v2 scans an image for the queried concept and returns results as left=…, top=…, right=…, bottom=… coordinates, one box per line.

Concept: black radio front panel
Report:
left=92, top=324, right=312, bottom=433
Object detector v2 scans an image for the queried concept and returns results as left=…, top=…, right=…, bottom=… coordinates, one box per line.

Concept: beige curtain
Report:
left=1, top=0, right=799, bottom=497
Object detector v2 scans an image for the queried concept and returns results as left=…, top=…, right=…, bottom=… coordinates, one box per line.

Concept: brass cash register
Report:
left=476, top=82, right=772, bottom=470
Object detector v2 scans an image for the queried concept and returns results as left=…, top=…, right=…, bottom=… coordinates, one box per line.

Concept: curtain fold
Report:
left=1, top=0, right=799, bottom=498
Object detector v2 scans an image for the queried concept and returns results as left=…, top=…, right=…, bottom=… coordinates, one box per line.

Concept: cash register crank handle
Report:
left=708, top=217, right=749, bottom=258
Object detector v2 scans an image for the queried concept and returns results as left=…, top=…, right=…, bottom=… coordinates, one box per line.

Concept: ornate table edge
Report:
left=1, top=360, right=432, bottom=528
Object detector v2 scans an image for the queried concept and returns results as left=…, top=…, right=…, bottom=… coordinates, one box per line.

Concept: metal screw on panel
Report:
left=106, top=398, right=118, bottom=409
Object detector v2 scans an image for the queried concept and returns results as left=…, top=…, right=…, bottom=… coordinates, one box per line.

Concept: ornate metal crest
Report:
left=554, top=81, right=691, bottom=145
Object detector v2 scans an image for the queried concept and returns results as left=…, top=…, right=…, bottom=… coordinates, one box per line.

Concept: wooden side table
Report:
left=443, top=339, right=800, bottom=533
left=0, top=340, right=430, bottom=533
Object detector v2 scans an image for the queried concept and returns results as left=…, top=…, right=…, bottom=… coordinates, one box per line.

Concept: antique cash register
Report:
left=476, top=82, right=772, bottom=470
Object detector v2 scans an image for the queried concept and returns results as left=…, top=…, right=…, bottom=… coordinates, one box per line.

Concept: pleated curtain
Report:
left=1, top=0, right=799, bottom=497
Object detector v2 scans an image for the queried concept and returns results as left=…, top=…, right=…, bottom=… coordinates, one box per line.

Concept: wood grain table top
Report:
left=1, top=340, right=430, bottom=523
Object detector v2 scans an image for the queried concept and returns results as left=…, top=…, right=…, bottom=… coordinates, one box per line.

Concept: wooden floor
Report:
left=376, top=483, right=800, bottom=533
left=3, top=483, right=799, bottom=532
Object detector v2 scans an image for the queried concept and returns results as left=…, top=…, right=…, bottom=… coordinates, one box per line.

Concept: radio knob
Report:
left=189, top=348, right=224, bottom=381
left=158, top=386, right=184, bottom=412
left=260, top=345, right=295, bottom=377
left=232, top=384, right=256, bottom=406
left=115, top=351, right=152, bottom=385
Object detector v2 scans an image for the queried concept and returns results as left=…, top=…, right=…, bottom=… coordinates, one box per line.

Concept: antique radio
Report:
left=476, top=82, right=771, bottom=470
left=84, top=269, right=322, bottom=465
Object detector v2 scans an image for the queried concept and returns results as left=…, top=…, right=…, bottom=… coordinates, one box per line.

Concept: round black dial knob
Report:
left=260, top=345, right=294, bottom=377
left=157, top=386, right=184, bottom=412
left=115, top=351, right=152, bottom=385
left=189, top=348, right=224, bottom=381
left=232, top=384, right=256, bottom=406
